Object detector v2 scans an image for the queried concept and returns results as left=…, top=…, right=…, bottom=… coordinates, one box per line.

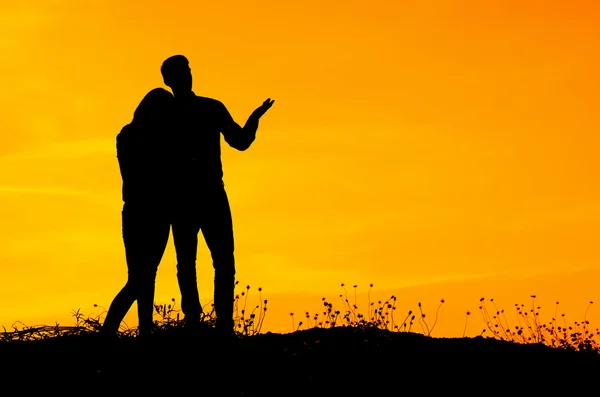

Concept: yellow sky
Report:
left=1, top=0, right=599, bottom=337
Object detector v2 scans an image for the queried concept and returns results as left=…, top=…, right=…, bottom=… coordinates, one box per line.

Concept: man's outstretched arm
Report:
left=221, top=98, right=275, bottom=151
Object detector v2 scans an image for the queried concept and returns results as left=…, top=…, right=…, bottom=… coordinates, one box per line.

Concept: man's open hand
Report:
left=251, top=98, right=275, bottom=119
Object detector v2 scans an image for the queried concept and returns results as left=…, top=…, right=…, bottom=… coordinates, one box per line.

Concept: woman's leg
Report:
left=101, top=282, right=137, bottom=336
left=136, top=209, right=171, bottom=336
left=101, top=204, right=141, bottom=336
left=102, top=202, right=170, bottom=337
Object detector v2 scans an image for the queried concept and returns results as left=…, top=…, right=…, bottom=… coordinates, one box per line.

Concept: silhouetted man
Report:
left=161, top=54, right=274, bottom=335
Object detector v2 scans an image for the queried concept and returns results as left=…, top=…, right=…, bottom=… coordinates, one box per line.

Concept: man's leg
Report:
left=172, top=209, right=203, bottom=323
left=200, top=187, right=236, bottom=334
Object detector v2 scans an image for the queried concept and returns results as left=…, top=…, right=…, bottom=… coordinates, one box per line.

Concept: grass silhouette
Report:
left=1, top=282, right=599, bottom=395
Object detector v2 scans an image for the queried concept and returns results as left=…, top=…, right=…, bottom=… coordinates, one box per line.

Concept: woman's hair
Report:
left=132, top=87, right=173, bottom=123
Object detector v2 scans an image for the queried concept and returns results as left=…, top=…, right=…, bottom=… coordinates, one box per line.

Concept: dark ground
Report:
left=1, top=326, right=598, bottom=395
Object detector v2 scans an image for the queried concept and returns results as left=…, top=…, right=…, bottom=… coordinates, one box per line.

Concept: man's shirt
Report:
left=169, top=92, right=256, bottom=195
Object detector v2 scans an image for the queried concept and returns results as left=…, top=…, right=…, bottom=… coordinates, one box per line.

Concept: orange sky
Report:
left=1, top=0, right=599, bottom=338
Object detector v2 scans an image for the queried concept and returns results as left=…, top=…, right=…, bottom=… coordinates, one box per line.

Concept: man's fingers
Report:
left=257, top=98, right=274, bottom=115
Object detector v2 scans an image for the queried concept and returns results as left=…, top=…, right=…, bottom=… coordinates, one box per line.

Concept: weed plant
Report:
left=1, top=282, right=598, bottom=354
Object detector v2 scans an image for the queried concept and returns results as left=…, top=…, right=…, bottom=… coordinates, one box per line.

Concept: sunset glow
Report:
left=1, top=0, right=599, bottom=337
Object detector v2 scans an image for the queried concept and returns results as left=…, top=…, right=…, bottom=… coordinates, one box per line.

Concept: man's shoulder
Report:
left=188, top=95, right=229, bottom=121
left=192, top=95, right=225, bottom=108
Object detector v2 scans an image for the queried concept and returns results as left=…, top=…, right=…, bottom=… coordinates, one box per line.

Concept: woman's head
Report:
left=132, top=87, right=173, bottom=124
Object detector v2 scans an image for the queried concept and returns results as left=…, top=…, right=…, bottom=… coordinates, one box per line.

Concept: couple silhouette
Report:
left=100, top=54, right=274, bottom=340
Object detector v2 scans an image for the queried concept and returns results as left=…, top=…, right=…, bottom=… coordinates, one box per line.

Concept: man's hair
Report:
left=161, top=54, right=188, bottom=83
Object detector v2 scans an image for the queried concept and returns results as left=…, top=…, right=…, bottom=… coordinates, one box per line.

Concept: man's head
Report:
left=161, top=54, right=192, bottom=93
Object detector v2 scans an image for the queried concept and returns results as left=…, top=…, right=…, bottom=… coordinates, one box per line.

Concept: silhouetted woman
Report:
left=101, top=87, right=174, bottom=338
